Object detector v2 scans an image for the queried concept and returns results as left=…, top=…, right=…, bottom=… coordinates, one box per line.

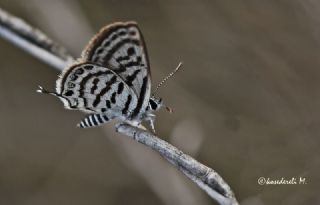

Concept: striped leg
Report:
left=77, top=113, right=112, bottom=128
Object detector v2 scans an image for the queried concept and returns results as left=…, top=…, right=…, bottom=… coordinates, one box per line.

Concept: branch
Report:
left=0, top=8, right=239, bottom=205
left=0, top=8, right=73, bottom=69
left=116, top=124, right=238, bottom=205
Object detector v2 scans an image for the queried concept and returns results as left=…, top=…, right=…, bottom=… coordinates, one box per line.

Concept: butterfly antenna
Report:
left=37, top=85, right=60, bottom=97
left=153, top=62, right=183, bottom=96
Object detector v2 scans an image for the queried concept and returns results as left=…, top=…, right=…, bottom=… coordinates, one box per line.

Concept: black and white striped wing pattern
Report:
left=56, top=63, right=138, bottom=127
left=81, top=21, right=151, bottom=119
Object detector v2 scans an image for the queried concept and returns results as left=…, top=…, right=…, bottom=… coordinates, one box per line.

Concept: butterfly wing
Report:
left=81, top=21, right=151, bottom=119
left=56, top=63, right=138, bottom=119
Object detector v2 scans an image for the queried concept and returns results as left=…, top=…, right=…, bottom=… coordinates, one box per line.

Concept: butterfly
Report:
left=38, top=21, right=181, bottom=132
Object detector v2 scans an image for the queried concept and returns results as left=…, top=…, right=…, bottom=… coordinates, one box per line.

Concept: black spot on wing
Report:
left=116, top=55, right=130, bottom=63
left=96, top=48, right=104, bottom=54
left=124, top=61, right=144, bottom=69
left=131, top=76, right=148, bottom=118
left=90, top=78, right=100, bottom=94
left=92, top=75, right=117, bottom=107
left=119, top=30, right=127, bottom=36
left=117, top=82, right=124, bottom=94
left=102, top=40, right=110, bottom=47
left=75, top=68, right=84, bottom=75
left=113, top=55, right=144, bottom=75
left=126, top=69, right=140, bottom=86
left=127, top=47, right=135, bottom=56
left=122, top=94, right=132, bottom=115
left=79, top=70, right=112, bottom=107
left=102, top=39, right=140, bottom=65
left=86, top=24, right=134, bottom=61
left=106, top=100, right=111, bottom=108
left=64, top=90, right=74, bottom=96
left=61, top=63, right=98, bottom=94
left=68, top=82, right=75, bottom=88
left=111, top=34, right=118, bottom=41
left=84, top=65, right=94, bottom=70
left=69, top=74, right=78, bottom=81
left=111, top=92, right=117, bottom=104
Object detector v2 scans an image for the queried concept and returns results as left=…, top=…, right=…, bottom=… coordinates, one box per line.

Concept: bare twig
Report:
left=0, top=8, right=239, bottom=205
left=116, top=124, right=238, bottom=205
left=0, top=8, right=73, bottom=69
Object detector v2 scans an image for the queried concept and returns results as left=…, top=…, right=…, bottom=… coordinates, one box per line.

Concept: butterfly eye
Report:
left=150, top=99, right=158, bottom=110
left=159, top=98, right=162, bottom=103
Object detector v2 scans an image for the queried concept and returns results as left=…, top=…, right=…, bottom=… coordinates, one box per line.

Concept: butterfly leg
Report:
left=124, top=120, right=147, bottom=131
left=145, top=113, right=156, bottom=133
left=77, top=113, right=113, bottom=128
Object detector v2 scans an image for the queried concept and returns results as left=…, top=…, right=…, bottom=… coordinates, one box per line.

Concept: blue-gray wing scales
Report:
left=56, top=63, right=138, bottom=127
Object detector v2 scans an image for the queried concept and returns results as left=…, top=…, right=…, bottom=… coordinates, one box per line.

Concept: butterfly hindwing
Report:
left=81, top=22, right=151, bottom=118
left=56, top=63, right=138, bottom=119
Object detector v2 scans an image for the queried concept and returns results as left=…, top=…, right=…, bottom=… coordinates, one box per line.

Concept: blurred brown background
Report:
left=0, top=0, right=319, bottom=204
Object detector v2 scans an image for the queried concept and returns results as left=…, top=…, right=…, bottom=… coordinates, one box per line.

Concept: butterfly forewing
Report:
left=81, top=22, right=151, bottom=118
left=56, top=63, right=138, bottom=119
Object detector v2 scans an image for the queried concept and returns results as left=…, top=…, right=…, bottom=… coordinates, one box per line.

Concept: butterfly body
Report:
left=38, top=21, right=164, bottom=131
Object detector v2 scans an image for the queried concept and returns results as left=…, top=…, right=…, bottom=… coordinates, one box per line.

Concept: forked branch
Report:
left=0, top=8, right=239, bottom=205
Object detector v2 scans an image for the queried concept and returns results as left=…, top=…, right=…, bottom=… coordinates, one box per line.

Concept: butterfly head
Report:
left=149, top=96, right=162, bottom=112
left=149, top=96, right=173, bottom=113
